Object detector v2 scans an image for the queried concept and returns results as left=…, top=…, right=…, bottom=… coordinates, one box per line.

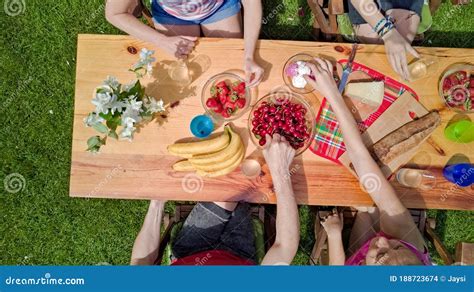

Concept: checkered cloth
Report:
left=310, top=60, right=419, bottom=164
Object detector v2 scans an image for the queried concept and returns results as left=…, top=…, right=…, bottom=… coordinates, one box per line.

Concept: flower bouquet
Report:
left=84, top=49, right=165, bottom=152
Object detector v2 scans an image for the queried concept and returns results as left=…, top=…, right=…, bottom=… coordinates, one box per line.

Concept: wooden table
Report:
left=70, top=34, right=474, bottom=210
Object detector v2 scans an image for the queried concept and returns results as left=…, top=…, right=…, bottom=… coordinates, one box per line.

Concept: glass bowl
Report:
left=201, top=72, right=251, bottom=122
left=438, top=63, right=473, bottom=113
left=248, top=91, right=316, bottom=156
left=282, top=53, right=315, bottom=94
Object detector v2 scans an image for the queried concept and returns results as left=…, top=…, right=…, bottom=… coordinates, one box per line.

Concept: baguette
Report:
left=372, top=111, right=441, bottom=164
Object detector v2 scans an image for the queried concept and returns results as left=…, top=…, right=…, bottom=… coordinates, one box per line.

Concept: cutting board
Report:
left=339, top=91, right=431, bottom=178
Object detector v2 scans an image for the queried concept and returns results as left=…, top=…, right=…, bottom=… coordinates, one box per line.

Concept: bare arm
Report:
left=350, top=0, right=419, bottom=80
left=321, top=213, right=346, bottom=265
left=105, top=0, right=196, bottom=58
left=305, top=59, right=425, bottom=250
left=241, top=0, right=264, bottom=87
left=261, top=134, right=300, bottom=265
left=130, top=200, right=165, bottom=265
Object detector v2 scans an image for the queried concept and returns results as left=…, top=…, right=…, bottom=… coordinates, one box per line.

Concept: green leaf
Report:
left=106, top=120, right=118, bottom=131
left=108, top=131, right=118, bottom=139
left=99, top=112, right=113, bottom=121
left=92, top=123, right=109, bottom=134
left=210, top=86, right=217, bottom=96
left=86, top=135, right=106, bottom=152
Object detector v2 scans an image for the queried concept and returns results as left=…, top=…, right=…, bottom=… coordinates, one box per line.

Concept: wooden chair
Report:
left=156, top=203, right=276, bottom=265
left=310, top=207, right=459, bottom=265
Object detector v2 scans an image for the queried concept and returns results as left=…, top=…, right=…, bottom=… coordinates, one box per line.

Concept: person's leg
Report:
left=347, top=207, right=379, bottom=256
left=386, top=9, right=420, bottom=43
left=172, top=202, right=233, bottom=259
left=201, top=11, right=243, bottom=38
left=219, top=202, right=256, bottom=263
left=153, top=21, right=201, bottom=37
left=200, top=0, right=243, bottom=38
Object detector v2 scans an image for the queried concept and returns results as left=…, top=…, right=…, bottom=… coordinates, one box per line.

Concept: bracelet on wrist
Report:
left=377, top=16, right=395, bottom=39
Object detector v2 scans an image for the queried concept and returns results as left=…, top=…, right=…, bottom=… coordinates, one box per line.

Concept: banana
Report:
left=172, top=160, right=195, bottom=172
left=189, top=126, right=242, bottom=166
left=168, top=152, right=194, bottom=159
left=167, top=127, right=230, bottom=155
left=196, top=150, right=245, bottom=178
left=192, top=143, right=243, bottom=172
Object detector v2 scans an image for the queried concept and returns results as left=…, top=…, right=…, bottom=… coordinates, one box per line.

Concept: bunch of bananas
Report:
left=168, top=125, right=245, bottom=177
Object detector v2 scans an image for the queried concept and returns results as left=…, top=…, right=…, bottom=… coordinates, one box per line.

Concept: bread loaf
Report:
left=372, top=111, right=441, bottom=164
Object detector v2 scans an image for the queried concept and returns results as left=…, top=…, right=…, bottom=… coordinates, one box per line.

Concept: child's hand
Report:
left=321, top=212, right=343, bottom=237
left=303, top=58, right=339, bottom=99
left=262, top=133, right=296, bottom=180
left=162, top=36, right=197, bottom=58
left=382, top=29, right=419, bottom=80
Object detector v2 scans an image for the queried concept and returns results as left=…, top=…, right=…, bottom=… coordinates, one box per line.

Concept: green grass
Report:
left=1, top=0, right=473, bottom=265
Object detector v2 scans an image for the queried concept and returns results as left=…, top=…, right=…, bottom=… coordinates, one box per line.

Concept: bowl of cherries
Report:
left=248, top=91, right=316, bottom=155
left=202, top=72, right=250, bottom=121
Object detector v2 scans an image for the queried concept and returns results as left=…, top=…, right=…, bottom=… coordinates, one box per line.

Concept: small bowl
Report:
left=201, top=72, right=251, bottom=122
left=438, top=63, right=473, bottom=113
left=248, top=91, right=316, bottom=156
left=282, top=53, right=315, bottom=94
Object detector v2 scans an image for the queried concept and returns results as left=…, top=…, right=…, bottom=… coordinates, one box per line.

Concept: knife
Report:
left=337, top=43, right=358, bottom=93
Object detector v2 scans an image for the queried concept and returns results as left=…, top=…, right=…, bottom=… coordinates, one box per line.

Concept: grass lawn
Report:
left=1, top=0, right=473, bottom=265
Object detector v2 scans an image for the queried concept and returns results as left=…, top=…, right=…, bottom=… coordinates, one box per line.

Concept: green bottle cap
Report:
left=444, top=120, right=474, bottom=143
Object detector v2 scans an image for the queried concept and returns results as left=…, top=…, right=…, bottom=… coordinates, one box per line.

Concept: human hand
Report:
left=303, top=58, right=339, bottom=99
left=321, top=211, right=343, bottom=237
left=382, top=29, right=420, bottom=80
left=245, top=58, right=264, bottom=88
left=262, top=133, right=296, bottom=180
left=160, top=36, right=197, bottom=59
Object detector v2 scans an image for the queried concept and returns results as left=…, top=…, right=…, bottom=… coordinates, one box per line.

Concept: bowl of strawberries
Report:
left=202, top=72, right=250, bottom=121
left=439, top=63, right=474, bottom=113
left=248, top=91, right=316, bottom=156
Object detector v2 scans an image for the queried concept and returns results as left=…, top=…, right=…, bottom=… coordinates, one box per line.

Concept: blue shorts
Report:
left=348, top=0, right=424, bottom=25
left=151, top=0, right=242, bottom=25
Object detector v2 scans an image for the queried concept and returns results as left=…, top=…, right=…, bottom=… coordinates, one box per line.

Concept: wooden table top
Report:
left=70, top=34, right=474, bottom=210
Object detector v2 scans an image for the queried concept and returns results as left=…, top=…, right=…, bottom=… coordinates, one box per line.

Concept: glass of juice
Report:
left=396, top=168, right=436, bottom=190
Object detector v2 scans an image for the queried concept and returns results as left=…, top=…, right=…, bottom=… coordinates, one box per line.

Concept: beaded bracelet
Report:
left=377, top=16, right=395, bottom=38
left=373, top=17, right=386, bottom=33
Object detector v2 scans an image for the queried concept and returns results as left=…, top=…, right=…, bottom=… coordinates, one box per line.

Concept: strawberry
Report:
left=470, top=78, right=474, bottom=89
left=455, top=71, right=467, bottom=83
left=218, top=92, right=227, bottom=105
left=219, top=85, right=230, bottom=95
left=224, top=100, right=237, bottom=110
left=235, top=98, right=246, bottom=109
left=216, top=81, right=227, bottom=88
left=210, top=86, right=218, bottom=97
left=221, top=110, right=231, bottom=118
left=213, top=103, right=223, bottom=113
left=228, top=91, right=239, bottom=102
left=236, top=82, right=246, bottom=93
left=206, top=97, right=219, bottom=108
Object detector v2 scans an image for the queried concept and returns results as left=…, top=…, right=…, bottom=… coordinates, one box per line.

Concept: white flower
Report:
left=83, top=113, right=105, bottom=127
left=123, top=80, right=137, bottom=92
left=92, top=86, right=128, bottom=114
left=128, top=97, right=143, bottom=112
left=122, top=105, right=142, bottom=125
left=103, top=76, right=120, bottom=90
left=145, top=97, right=164, bottom=113
left=132, top=48, right=156, bottom=76
left=119, top=123, right=136, bottom=141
